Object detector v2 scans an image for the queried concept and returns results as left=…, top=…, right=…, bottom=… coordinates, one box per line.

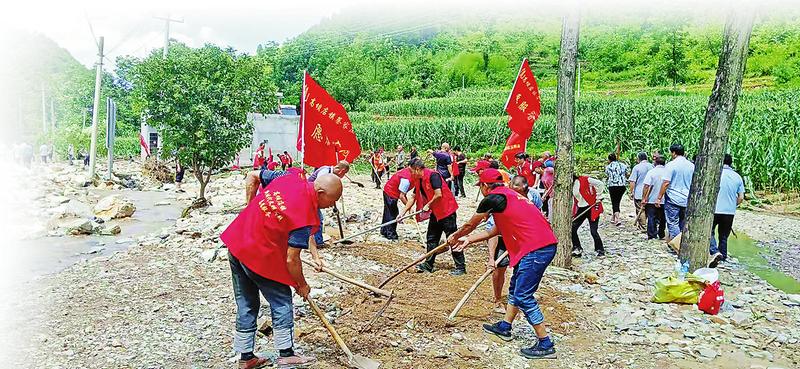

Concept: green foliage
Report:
left=130, top=43, right=276, bottom=198
left=355, top=90, right=800, bottom=191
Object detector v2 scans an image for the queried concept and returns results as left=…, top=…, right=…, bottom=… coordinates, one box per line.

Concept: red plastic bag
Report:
left=697, top=281, right=724, bottom=315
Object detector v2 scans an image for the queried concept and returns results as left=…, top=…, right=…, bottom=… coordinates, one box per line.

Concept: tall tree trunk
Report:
left=679, top=10, right=754, bottom=272
left=551, top=11, right=580, bottom=268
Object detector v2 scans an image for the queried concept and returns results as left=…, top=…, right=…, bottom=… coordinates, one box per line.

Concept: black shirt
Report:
left=419, top=172, right=443, bottom=199
left=457, top=153, right=467, bottom=173
left=477, top=194, right=508, bottom=214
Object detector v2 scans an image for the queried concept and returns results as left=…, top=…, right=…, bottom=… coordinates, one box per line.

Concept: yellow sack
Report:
left=652, top=273, right=706, bottom=304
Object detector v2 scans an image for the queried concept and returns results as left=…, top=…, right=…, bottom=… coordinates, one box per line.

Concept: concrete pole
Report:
left=88, top=36, right=104, bottom=180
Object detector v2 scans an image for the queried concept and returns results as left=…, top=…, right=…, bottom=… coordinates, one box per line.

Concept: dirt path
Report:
left=25, top=172, right=800, bottom=368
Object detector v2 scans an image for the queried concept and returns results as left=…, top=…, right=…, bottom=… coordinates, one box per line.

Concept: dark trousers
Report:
left=710, top=214, right=735, bottom=258
left=453, top=172, right=466, bottom=197
left=423, top=212, right=464, bottom=270
left=572, top=206, right=603, bottom=252
left=371, top=169, right=384, bottom=188
left=380, top=192, right=399, bottom=240
left=608, top=186, right=626, bottom=213
left=644, top=203, right=666, bottom=239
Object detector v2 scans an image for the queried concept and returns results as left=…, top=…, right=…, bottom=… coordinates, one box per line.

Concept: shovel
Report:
left=447, top=250, right=509, bottom=322
left=333, top=204, right=346, bottom=240
left=334, top=210, right=423, bottom=245
left=305, top=296, right=381, bottom=369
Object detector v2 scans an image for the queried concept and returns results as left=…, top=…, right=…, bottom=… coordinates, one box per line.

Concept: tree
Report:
left=551, top=11, right=580, bottom=269
left=679, top=10, right=755, bottom=272
left=131, top=43, right=276, bottom=200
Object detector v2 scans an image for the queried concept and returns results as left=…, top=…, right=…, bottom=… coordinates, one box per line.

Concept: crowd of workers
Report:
left=224, top=142, right=744, bottom=368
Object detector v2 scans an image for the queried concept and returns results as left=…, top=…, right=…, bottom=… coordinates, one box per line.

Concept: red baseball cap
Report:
left=470, top=160, right=490, bottom=173
left=477, top=168, right=504, bottom=185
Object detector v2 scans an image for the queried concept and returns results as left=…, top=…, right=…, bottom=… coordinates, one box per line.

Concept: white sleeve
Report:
left=398, top=178, right=411, bottom=193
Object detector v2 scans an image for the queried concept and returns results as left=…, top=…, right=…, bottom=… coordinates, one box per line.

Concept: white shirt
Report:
left=573, top=177, right=605, bottom=207
left=643, top=165, right=668, bottom=204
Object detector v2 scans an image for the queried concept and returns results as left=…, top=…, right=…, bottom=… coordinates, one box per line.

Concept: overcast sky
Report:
left=2, top=0, right=797, bottom=70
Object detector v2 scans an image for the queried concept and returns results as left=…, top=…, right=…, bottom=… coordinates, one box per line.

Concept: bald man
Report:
left=222, top=169, right=342, bottom=369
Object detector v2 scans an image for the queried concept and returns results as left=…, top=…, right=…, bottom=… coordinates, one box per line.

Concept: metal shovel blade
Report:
left=350, top=354, right=380, bottom=369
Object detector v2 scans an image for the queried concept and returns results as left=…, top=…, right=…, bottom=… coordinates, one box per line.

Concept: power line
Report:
left=84, top=11, right=99, bottom=48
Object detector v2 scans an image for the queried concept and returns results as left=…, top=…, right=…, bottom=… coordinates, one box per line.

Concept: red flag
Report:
left=297, top=72, right=361, bottom=168
left=500, top=129, right=528, bottom=169
left=505, top=59, right=541, bottom=136
left=139, top=133, right=150, bottom=156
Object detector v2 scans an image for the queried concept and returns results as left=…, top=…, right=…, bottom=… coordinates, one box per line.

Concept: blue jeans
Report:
left=229, top=252, right=294, bottom=353
left=314, top=210, right=324, bottom=245
left=507, top=244, right=556, bottom=326
left=664, top=200, right=686, bottom=239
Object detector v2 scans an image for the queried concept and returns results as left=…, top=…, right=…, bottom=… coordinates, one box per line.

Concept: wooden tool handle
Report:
left=448, top=250, right=509, bottom=321
left=302, top=259, right=392, bottom=298
left=305, top=297, right=354, bottom=360
left=334, top=210, right=422, bottom=245
left=378, top=242, right=449, bottom=288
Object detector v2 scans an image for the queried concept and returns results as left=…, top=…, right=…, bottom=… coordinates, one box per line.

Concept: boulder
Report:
left=93, top=195, right=136, bottom=220
left=97, top=225, right=121, bottom=236
left=64, top=219, right=93, bottom=235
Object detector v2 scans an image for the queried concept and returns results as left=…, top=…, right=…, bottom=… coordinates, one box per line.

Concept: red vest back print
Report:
left=414, top=168, right=458, bottom=221
left=490, top=186, right=558, bottom=267
left=573, top=176, right=604, bottom=221
left=220, top=171, right=319, bottom=286
left=384, top=168, right=412, bottom=200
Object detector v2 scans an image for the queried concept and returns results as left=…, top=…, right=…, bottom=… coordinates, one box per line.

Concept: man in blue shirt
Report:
left=656, top=144, right=695, bottom=242
left=708, top=154, right=745, bottom=267
left=628, top=152, right=654, bottom=231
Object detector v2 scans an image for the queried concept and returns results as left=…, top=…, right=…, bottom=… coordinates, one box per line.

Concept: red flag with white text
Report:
left=499, top=127, right=528, bottom=169
left=297, top=72, right=361, bottom=168
left=505, top=59, right=541, bottom=137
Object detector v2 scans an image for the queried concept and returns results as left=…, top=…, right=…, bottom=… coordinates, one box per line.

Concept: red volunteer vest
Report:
left=384, top=168, right=412, bottom=200
left=414, top=169, right=458, bottom=221
left=450, top=153, right=460, bottom=177
left=573, top=176, right=603, bottom=221
left=490, top=186, right=558, bottom=267
left=221, top=171, right=319, bottom=287
left=517, top=161, right=536, bottom=188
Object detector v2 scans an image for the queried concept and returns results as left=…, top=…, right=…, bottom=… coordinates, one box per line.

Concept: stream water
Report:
left=728, top=232, right=800, bottom=294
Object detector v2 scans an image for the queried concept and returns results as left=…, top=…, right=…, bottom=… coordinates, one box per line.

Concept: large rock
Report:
left=93, top=195, right=136, bottom=220
left=64, top=219, right=93, bottom=235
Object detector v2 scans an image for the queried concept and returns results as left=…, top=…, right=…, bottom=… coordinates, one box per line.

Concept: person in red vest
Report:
left=446, top=168, right=559, bottom=360
left=220, top=168, right=343, bottom=369
left=398, top=158, right=464, bottom=275
left=514, top=153, right=537, bottom=189
left=381, top=167, right=414, bottom=240
left=282, top=151, right=293, bottom=169
left=253, top=142, right=266, bottom=170
left=572, top=174, right=606, bottom=257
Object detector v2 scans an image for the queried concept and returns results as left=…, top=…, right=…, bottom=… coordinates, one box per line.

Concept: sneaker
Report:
left=571, top=249, right=583, bottom=258
left=520, top=342, right=557, bottom=359
left=238, top=356, right=271, bottom=369
left=415, top=263, right=434, bottom=273
left=449, top=268, right=466, bottom=276
left=708, top=252, right=724, bottom=268
left=482, top=321, right=512, bottom=341
left=277, top=354, right=316, bottom=368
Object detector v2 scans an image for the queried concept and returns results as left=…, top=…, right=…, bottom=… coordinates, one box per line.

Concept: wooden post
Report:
left=551, top=10, right=580, bottom=268
left=679, top=9, right=754, bottom=272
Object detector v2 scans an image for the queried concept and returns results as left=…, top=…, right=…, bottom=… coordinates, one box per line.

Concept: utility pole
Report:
left=41, top=83, right=47, bottom=133
left=155, top=14, right=183, bottom=58
left=88, top=36, right=104, bottom=181
left=551, top=9, right=581, bottom=269
left=50, top=98, right=56, bottom=130
left=679, top=9, right=755, bottom=272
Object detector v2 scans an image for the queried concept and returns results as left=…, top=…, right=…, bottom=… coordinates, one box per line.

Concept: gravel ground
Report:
left=8, top=165, right=800, bottom=368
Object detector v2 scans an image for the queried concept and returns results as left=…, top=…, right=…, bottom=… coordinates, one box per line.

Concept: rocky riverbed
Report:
left=6, top=164, right=800, bottom=368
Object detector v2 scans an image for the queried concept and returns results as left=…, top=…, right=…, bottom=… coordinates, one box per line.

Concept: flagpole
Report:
left=300, top=70, right=307, bottom=172
left=504, top=58, right=527, bottom=112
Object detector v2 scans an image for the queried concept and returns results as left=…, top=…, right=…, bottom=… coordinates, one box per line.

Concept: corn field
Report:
left=353, top=89, right=800, bottom=191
